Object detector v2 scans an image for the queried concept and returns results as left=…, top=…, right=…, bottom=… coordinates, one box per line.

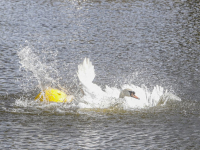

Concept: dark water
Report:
left=0, top=0, right=200, bottom=149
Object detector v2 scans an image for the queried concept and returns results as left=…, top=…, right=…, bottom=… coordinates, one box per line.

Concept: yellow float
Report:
left=35, top=88, right=73, bottom=103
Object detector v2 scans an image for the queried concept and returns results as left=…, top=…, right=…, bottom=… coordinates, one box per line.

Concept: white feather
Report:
left=77, top=58, right=105, bottom=95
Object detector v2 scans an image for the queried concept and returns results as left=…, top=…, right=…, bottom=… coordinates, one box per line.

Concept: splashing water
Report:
left=77, top=58, right=181, bottom=110
left=16, top=46, right=64, bottom=110
left=18, top=45, right=59, bottom=92
left=16, top=47, right=181, bottom=113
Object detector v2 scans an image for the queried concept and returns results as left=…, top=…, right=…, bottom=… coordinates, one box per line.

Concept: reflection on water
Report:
left=0, top=0, right=200, bottom=149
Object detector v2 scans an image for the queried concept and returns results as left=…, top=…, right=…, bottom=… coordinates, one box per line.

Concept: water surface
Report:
left=0, top=0, right=200, bottom=149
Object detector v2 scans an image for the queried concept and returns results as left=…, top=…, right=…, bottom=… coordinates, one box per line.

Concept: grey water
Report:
left=0, top=0, right=200, bottom=149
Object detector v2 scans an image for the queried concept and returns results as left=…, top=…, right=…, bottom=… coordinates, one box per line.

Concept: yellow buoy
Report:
left=35, top=88, right=73, bottom=103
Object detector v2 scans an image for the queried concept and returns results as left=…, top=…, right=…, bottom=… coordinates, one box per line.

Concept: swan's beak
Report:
left=133, top=95, right=140, bottom=100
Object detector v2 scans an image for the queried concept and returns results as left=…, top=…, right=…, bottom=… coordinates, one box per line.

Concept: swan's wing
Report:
left=77, top=58, right=105, bottom=96
left=77, top=58, right=95, bottom=86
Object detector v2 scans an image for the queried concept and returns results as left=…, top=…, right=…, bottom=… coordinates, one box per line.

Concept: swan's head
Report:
left=129, top=91, right=140, bottom=99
